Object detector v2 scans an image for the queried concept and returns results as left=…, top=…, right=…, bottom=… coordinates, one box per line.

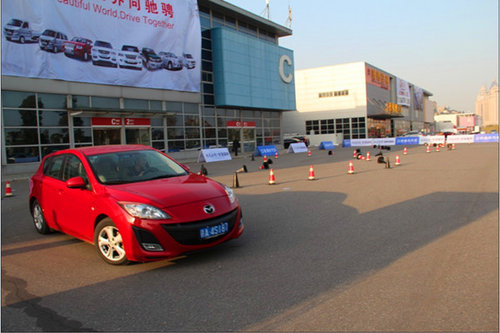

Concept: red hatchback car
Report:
left=29, top=145, right=244, bottom=265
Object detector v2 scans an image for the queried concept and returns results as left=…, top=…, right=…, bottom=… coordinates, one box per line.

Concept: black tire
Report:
left=31, top=199, right=51, bottom=234
left=94, top=218, right=129, bottom=265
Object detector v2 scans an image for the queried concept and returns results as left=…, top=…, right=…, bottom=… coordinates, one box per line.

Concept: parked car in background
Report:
left=402, top=131, right=426, bottom=137
left=181, top=53, right=196, bottom=69
left=64, top=37, right=93, bottom=61
left=158, top=51, right=183, bottom=70
left=39, top=29, right=68, bottom=52
left=29, top=145, right=244, bottom=265
left=92, top=40, right=117, bottom=67
left=118, top=45, right=142, bottom=70
left=141, top=48, right=163, bottom=70
left=283, top=135, right=310, bottom=149
left=3, top=18, right=40, bottom=43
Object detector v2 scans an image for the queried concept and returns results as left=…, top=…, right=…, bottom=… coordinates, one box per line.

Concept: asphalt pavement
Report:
left=1, top=143, right=498, bottom=332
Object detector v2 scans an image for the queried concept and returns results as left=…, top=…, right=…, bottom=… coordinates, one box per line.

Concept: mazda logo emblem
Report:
left=203, top=204, right=215, bottom=214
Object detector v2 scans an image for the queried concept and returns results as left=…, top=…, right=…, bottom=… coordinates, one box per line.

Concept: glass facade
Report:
left=1, top=2, right=291, bottom=166
left=305, top=117, right=366, bottom=139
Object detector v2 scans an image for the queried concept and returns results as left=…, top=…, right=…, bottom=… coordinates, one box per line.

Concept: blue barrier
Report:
left=318, top=141, right=335, bottom=150
left=256, top=145, right=279, bottom=157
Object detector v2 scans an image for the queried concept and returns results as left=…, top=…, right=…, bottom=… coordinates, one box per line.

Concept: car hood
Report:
left=103, top=173, right=228, bottom=208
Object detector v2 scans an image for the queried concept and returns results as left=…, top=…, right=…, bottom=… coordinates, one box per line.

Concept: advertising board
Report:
left=1, top=0, right=201, bottom=92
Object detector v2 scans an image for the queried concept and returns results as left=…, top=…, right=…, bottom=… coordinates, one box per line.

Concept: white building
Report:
left=475, top=80, right=499, bottom=132
left=283, top=62, right=434, bottom=145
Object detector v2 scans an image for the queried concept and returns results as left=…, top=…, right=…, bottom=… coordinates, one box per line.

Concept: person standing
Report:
left=233, top=138, right=240, bottom=156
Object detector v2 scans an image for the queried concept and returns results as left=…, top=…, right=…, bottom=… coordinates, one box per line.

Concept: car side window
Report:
left=63, top=154, right=89, bottom=183
left=44, top=155, right=65, bottom=180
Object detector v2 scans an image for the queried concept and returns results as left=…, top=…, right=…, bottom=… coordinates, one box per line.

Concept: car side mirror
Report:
left=66, top=176, right=87, bottom=189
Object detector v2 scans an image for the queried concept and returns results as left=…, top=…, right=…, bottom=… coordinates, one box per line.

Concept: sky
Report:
left=225, top=0, right=498, bottom=113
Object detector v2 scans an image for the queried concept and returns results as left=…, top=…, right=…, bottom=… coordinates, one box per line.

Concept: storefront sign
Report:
left=279, top=55, right=293, bottom=83
left=226, top=121, right=256, bottom=128
left=91, top=117, right=150, bottom=126
left=385, top=102, right=402, bottom=115
left=256, top=145, right=278, bottom=157
left=197, top=148, right=232, bottom=163
left=366, top=65, right=390, bottom=90
left=2, top=0, right=201, bottom=92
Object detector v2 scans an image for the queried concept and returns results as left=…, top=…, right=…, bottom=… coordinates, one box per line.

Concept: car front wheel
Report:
left=94, top=218, right=129, bottom=265
left=32, top=200, right=51, bottom=234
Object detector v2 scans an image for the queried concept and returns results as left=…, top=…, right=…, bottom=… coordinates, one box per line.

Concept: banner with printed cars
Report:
left=1, top=0, right=201, bottom=92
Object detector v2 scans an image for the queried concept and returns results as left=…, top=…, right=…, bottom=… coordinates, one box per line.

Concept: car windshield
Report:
left=122, top=45, right=138, bottom=52
left=88, top=150, right=188, bottom=185
left=42, top=30, right=56, bottom=37
left=8, top=19, right=23, bottom=27
left=95, top=41, right=112, bottom=48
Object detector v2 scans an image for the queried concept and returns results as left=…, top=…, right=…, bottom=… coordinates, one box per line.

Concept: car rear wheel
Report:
left=94, top=218, right=129, bottom=265
left=32, top=200, right=51, bottom=234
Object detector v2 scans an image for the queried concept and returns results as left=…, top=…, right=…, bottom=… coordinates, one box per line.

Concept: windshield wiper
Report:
left=147, top=174, right=182, bottom=180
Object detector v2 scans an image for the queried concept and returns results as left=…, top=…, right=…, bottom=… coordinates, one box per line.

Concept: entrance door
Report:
left=126, top=128, right=151, bottom=145
left=242, top=127, right=255, bottom=152
left=93, top=128, right=121, bottom=145
left=228, top=128, right=256, bottom=153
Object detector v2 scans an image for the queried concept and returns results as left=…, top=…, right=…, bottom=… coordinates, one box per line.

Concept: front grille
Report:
left=162, top=209, right=238, bottom=245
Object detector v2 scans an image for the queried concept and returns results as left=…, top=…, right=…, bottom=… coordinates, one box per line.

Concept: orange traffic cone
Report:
left=347, top=161, right=354, bottom=174
left=366, top=151, right=371, bottom=161
left=263, top=155, right=268, bottom=163
left=308, top=165, right=316, bottom=180
left=452, top=143, right=456, bottom=150
left=268, top=168, right=276, bottom=185
left=308, top=150, right=311, bottom=157
left=403, top=147, right=408, bottom=155
left=436, top=145, right=440, bottom=152
left=395, top=155, right=401, bottom=166
left=5, top=181, right=13, bottom=197
left=353, top=150, right=357, bottom=158
left=275, top=151, right=279, bottom=159
left=426, top=145, right=431, bottom=153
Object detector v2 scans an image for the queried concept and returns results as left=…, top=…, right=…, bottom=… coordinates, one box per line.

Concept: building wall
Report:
left=475, top=82, right=499, bottom=128
left=211, top=27, right=295, bottom=110
left=283, top=61, right=433, bottom=140
left=294, top=62, right=367, bottom=113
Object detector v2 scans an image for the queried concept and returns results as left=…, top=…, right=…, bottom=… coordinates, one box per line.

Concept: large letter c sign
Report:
left=279, top=55, right=293, bottom=84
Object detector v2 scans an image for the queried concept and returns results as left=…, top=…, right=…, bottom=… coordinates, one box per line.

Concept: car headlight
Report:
left=224, top=185, right=236, bottom=204
left=119, top=202, right=171, bottom=220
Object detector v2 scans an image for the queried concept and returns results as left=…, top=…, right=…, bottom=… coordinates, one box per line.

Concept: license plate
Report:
left=200, top=222, right=229, bottom=239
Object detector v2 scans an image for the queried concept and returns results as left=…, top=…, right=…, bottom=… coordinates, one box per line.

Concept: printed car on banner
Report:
left=1, top=0, right=201, bottom=93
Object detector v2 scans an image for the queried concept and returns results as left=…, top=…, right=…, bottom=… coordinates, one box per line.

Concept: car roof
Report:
left=54, top=145, right=155, bottom=157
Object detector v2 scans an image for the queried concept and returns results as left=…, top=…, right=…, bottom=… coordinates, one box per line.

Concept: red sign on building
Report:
left=226, top=121, right=256, bottom=128
left=91, top=117, right=151, bottom=126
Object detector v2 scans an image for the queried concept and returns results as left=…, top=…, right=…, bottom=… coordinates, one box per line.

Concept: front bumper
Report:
left=124, top=206, right=244, bottom=262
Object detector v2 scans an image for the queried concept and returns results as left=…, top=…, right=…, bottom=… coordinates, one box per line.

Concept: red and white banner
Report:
left=1, top=0, right=200, bottom=92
